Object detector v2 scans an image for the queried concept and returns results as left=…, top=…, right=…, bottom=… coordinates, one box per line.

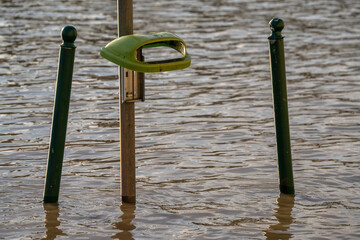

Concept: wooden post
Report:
left=117, top=0, right=136, bottom=203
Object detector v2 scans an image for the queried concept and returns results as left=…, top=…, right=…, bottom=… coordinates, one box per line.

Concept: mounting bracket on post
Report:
left=100, top=32, right=191, bottom=103
left=120, top=67, right=145, bottom=103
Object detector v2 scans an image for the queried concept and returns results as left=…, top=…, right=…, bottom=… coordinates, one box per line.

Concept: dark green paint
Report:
left=43, top=26, right=77, bottom=203
left=268, top=19, right=295, bottom=195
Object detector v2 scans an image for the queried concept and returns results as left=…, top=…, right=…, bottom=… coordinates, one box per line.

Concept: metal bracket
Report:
left=120, top=67, right=144, bottom=103
left=120, top=50, right=144, bottom=103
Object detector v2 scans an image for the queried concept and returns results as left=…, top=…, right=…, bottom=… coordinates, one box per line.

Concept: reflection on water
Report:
left=112, top=204, right=136, bottom=240
left=263, top=194, right=295, bottom=240
left=42, top=204, right=66, bottom=240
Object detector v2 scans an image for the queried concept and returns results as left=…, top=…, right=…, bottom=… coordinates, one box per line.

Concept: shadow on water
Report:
left=112, top=203, right=136, bottom=240
left=263, top=194, right=295, bottom=240
left=41, top=204, right=67, bottom=240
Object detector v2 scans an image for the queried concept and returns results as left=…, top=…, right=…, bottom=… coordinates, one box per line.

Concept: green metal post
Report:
left=43, top=26, right=77, bottom=203
left=268, top=18, right=295, bottom=195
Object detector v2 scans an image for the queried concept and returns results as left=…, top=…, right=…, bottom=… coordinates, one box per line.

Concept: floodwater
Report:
left=1, top=0, right=360, bottom=239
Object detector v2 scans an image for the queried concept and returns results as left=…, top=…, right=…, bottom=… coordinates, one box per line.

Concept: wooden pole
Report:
left=117, top=0, right=136, bottom=203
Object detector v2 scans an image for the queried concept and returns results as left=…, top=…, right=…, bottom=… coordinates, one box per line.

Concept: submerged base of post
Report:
left=280, top=184, right=295, bottom=195
left=43, top=195, right=59, bottom=204
left=122, top=196, right=136, bottom=203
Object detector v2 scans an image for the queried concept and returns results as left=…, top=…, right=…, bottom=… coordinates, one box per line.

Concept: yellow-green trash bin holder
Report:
left=100, top=32, right=191, bottom=103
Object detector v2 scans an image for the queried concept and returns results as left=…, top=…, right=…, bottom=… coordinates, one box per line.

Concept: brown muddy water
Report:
left=1, top=0, right=360, bottom=239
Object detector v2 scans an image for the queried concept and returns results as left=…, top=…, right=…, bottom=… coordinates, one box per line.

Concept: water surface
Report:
left=1, top=0, right=359, bottom=239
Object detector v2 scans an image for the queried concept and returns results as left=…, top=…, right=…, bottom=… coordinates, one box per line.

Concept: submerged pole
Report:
left=43, top=26, right=77, bottom=203
left=118, top=0, right=136, bottom=203
left=268, top=18, right=295, bottom=195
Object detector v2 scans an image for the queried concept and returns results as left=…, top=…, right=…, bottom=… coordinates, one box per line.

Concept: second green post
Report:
left=268, top=18, right=295, bottom=195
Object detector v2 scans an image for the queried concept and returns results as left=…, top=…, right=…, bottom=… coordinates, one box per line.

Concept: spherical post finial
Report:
left=61, top=26, right=77, bottom=47
left=269, top=18, right=284, bottom=39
